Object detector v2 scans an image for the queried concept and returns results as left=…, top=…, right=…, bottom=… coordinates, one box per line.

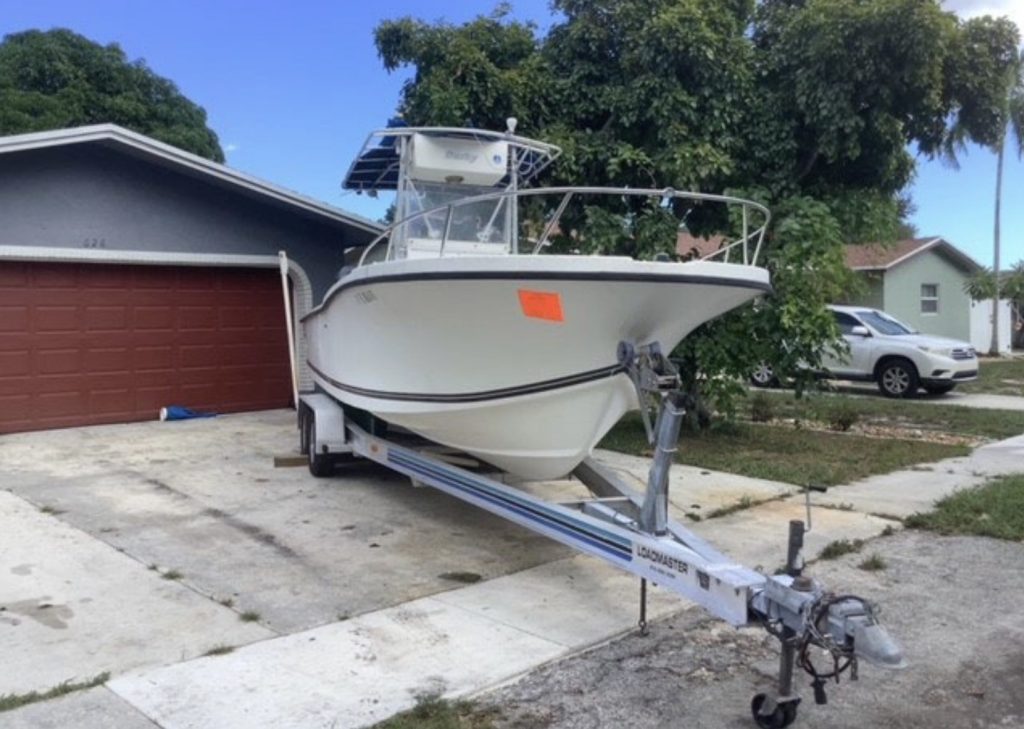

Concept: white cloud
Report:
left=224, top=143, right=240, bottom=153
left=944, top=0, right=1024, bottom=37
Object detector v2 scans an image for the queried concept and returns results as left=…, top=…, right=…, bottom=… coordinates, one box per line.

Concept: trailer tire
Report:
left=304, top=411, right=333, bottom=478
left=298, top=406, right=310, bottom=456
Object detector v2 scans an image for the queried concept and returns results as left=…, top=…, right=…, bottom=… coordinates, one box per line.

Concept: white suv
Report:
left=752, top=305, right=979, bottom=398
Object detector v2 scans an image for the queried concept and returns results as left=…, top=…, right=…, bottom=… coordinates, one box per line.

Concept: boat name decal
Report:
left=445, top=150, right=478, bottom=163
left=635, top=544, right=689, bottom=577
left=355, top=290, right=377, bottom=304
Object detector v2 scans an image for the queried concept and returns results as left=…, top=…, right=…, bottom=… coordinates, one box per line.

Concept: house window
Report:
left=921, top=284, right=939, bottom=314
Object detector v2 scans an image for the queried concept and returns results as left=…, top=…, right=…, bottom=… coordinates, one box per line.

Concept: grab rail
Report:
left=357, top=187, right=770, bottom=268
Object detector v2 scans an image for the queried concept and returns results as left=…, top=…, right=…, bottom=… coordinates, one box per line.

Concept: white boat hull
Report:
left=304, top=255, right=769, bottom=480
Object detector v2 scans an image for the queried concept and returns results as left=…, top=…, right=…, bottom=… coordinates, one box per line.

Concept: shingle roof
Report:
left=676, top=231, right=726, bottom=258
left=844, top=237, right=980, bottom=273
left=843, top=238, right=935, bottom=269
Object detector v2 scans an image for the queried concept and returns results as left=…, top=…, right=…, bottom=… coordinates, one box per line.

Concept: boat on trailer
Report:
left=303, top=123, right=771, bottom=480
left=293, top=122, right=903, bottom=727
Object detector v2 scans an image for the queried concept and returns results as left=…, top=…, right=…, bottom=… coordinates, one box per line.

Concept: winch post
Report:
left=640, top=393, right=685, bottom=536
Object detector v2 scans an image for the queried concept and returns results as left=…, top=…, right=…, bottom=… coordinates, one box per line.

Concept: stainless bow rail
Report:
left=357, top=186, right=770, bottom=268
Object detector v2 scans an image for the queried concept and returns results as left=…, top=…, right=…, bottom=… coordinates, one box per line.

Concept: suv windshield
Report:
left=856, top=310, right=915, bottom=336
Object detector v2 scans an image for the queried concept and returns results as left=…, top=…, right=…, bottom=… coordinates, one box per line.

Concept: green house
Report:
left=841, top=237, right=988, bottom=344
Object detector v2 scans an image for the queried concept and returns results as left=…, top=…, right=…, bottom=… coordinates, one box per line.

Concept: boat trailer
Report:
left=297, top=342, right=903, bottom=727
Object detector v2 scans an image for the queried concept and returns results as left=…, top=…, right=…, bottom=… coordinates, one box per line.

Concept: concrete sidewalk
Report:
left=831, top=382, right=1024, bottom=410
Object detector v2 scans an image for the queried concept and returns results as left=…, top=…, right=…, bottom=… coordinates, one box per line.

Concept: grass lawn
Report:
left=600, top=414, right=969, bottom=487
left=905, top=473, right=1024, bottom=540
left=959, top=358, right=1024, bottom=397
left=371, top=697, right=495, bottom=729
left=761, top=390, right=1024, bottom=441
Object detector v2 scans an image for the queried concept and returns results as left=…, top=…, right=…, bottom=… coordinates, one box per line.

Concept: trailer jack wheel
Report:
left=751, top=694, right=799, bottom=729
left=304, top=411, right=333, bottom=478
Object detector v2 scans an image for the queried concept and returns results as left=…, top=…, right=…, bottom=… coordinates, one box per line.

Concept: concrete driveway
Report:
left=4, top=410, right=1021, bottom=728
left=0, top=410, right=568, bottom=695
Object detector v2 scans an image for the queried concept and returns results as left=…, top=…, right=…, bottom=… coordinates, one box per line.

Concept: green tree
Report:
left=0, top=28, right=223, bottom=161
left=375, top=1, right=1020, bottom=420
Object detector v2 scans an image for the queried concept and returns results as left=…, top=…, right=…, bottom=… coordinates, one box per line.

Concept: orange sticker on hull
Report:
left=517, top=289, right=564, bottom=322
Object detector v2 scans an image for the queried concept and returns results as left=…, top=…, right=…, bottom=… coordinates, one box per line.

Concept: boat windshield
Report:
left=856, top=310, right=916, bottom=335
left=402, top=182, right=508, bottom=244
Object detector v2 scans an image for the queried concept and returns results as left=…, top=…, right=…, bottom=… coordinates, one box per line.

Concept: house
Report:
left=0, top=124, right=381, bottom=435
left=841, top=237, right=1011, bottom=353
left=677, top=232, right=1011, bottom=352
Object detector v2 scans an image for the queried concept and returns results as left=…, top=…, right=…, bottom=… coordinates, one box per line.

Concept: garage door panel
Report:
left=0, top=375, right=33, bottom=396
left=0, top=262, right=290, bottom=434
left=35, top=348, right=81, bottom=374
left=178, top=366, right=218, bottom=385
left=87, top=389, right=136, bottom=415
left=130, top=369, right=177, bottom=388
left=30, top=372, right=88, bottom=394
left=0, top=350, right=30, bottom=376
left=34, top=391, right=88, bottom=418
left=179, top=345, right=216, bottom=368
left=81, top=266, right=132, bottom=289
left=33, top=306, right=80, bottom=332
left=0, top=262, right=30, bottom=286
left=136, top=386, right=175, bottom=411
left=179, top=383, right=219, bottom=405
left=82, top=348, right=133, bottom=373
left=134, top=306, right=177, bottom=332
left=134, top=346, right=174, bottom=370
left=32, top=267, right=79, bottom=288
left=179, top=306, right=218, bottom=330
left=176, top=268, right=219, bottom=290
left=130, top=267, right=177, bottom=289
left=84, top=306, right=129, bottom=330
left=0, top=306, right=29, bottom=331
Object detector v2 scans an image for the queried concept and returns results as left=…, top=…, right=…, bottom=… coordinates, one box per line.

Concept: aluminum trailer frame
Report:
left=297, top=348, right=903, bottom=727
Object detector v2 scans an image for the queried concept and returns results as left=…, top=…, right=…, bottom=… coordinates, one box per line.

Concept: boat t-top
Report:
left=303, top=120, right=771, bottom=480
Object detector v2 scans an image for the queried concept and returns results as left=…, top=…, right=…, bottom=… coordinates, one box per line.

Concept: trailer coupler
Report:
left=746, top=520, right=904, bottom=727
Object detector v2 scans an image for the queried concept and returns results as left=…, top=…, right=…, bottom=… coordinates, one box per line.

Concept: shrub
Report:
left=827, top=401, right=859, bottom=432
left=750, top=392, right=776, bottom=423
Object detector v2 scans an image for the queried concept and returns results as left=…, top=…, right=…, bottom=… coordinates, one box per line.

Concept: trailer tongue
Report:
left=298, top=340, right=903, bottom=728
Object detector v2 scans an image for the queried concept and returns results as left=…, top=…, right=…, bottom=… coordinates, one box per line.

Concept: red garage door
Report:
left=0, top=261, right=292, bottom=434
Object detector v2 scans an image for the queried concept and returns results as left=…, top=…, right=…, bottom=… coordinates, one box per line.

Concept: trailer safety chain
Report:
left=797, top=593, right=867, bottom=704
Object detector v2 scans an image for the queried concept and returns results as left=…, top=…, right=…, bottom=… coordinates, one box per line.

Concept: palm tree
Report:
left=944, top=45, right=1024, bottom=355
left=989, top=50, right=1024, bottom=355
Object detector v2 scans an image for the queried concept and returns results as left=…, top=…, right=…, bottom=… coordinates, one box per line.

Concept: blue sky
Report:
left=2, top=0, right=1021, bottom=268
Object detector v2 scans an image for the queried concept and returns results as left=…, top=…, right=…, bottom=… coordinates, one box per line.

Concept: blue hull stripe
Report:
left=389, top=450, right=632, bottom=562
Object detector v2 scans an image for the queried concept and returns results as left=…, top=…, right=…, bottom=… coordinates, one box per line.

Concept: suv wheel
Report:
left=750, top=363, right=776, bottom=388
left=877, top=358, right=919, bottom=399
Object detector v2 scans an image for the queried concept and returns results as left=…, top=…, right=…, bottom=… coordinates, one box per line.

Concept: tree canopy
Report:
left=0, top=28, right=223, bottom=161
left=375, top=1, right=1021, bottom=418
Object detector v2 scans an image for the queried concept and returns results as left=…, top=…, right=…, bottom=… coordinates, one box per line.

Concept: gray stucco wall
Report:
left=0, top=144, right=376, bottom=300
left=883, top=250, right=971, bottom=340
left=842, top=272, right=886, bottom=309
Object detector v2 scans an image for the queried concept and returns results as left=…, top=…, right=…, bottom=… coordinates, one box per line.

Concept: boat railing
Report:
left=357, top=187, right=770, bottom=268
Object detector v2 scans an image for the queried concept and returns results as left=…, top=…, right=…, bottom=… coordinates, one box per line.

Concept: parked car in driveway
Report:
left=751, top=305, right=979, bottom=398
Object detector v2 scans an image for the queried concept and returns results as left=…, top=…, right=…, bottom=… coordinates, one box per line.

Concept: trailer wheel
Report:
left=304, top=411, right=333, bottom=478
left=298, top=407, right=310, bottom=456
left=751, top=694, right=793, bottom=728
